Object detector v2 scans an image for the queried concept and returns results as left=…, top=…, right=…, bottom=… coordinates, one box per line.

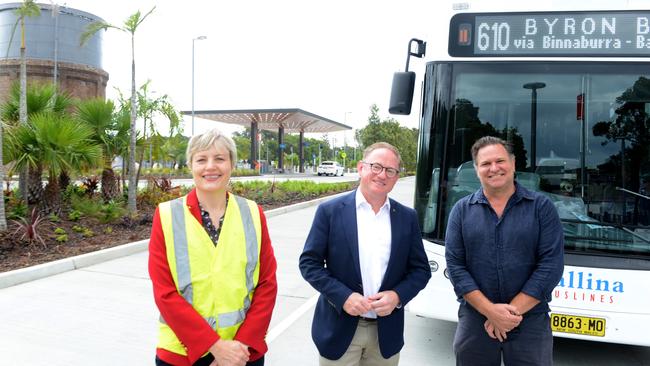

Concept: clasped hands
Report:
left=208, top=339, right=250, bottom=366
left=343, top=291, right=400, bottom=317
left=483, top=303, right=522, bottom=342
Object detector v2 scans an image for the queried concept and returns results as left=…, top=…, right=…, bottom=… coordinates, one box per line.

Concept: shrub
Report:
left=232, top=168, right=260, bottom=177
left=63, top=183, right=86, bottom=201
left=11, top=208, right=47, bottom=247
left=148, top=176, right=175, bottom=192
left=98, top=201, right=126, bottom=224
left=68, top=210, right=83, bottom=222
left=228, top=180, right=356, bottom=205
left=6, top=197, right=27, bottom=220
left=137, top=178, right=185, bottom=207
left=71, top=196, right=101, bottom=217
left=81, top=176, right=100, bottom=197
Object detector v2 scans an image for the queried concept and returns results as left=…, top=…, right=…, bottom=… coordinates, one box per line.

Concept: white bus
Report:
left=390, top=1, right=650, bottom=346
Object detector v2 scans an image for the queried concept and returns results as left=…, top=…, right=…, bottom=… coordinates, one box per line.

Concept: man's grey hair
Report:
left=362, top=142, right=402, bottom=168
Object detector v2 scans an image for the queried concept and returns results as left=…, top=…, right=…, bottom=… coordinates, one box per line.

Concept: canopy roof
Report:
left=182, top=108, right=352, bottom=133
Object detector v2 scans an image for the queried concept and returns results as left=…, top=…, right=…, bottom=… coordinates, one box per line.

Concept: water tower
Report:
left=0, top=2, right=108, bottom=102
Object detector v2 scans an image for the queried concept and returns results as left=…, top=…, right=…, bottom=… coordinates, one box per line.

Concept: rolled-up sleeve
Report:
left=520, top=198, right=565, bottom=302
left=445, top=202, right=480, bottom=299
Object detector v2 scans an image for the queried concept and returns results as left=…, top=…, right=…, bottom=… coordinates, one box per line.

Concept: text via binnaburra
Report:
left=473, top=13, right=650, bottom=55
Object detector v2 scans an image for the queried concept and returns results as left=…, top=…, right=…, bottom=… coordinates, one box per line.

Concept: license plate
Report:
left=550, top=313, right=606, bottom=337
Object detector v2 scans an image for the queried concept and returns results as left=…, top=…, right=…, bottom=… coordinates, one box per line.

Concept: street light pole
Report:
left=51, top=3, right=60, bottom=89
left=344, top=111, right=352, bottom=171
left=523, top=82, right=546, bottom=171
left=192, top=35, right=207, bottom=136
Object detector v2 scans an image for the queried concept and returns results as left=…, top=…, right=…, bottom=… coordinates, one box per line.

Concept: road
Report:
left=263, top=176, right=650, bottom=365
left=0, top=176, right=649, bottom=365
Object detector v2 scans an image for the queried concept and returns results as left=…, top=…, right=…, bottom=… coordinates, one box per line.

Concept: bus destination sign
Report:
left=449, top=11, right=650, bottom=57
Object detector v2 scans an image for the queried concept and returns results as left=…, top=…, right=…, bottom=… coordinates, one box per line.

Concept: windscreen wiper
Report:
left=560, top=218, right=650, bottom=244
left=615, top=186, right=650, bottom=201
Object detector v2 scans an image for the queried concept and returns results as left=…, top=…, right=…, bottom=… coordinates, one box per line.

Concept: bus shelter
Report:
left=182, top=108, right=352, bottom=173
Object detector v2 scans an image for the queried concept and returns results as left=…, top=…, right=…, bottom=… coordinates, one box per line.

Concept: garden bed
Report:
left=0, top=179, right=357, bottom=273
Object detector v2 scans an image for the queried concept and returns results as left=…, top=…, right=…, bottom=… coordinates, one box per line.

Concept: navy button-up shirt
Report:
left=445, top=182, right=564, bottom=314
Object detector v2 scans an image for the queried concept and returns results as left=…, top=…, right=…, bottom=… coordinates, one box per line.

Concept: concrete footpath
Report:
left=0, top=177, right=436, bottom=366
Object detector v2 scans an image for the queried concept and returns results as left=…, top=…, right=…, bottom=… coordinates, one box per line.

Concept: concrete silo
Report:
left=0, top=2, right=108, bottom=102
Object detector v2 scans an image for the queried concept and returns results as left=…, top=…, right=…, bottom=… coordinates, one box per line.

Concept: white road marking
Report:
left=267, top=293, right=319, bottom=344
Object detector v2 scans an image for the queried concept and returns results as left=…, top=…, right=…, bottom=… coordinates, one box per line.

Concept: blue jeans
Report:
left=155, top=355, right=264, bottom=366
left=453, top=305, right=553, bottom=366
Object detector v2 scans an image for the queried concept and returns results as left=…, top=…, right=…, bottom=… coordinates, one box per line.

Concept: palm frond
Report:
left=14, top=0, right=40, bottom=18
left=5, top=19, right=20, bottom=59
left=124, top=6, right=156, bottom=33
left=80, top=21, right=117, bottom=46
left=75, top=98, right=115, bottom=132
left=0, top=82, right=21, bottom=123
left=5, top=111, right=102, bottom=176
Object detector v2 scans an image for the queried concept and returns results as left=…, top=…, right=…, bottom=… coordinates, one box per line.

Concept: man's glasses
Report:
left=362, top=162, right=399, bottom=178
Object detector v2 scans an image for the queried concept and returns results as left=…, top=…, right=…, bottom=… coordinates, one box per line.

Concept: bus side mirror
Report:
left=388, top=38, right=425, bottom=116
left=389, top=71, right=416, bottom=115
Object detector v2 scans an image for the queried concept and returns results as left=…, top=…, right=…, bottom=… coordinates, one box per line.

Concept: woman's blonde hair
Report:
left=186, top=128, right=238, bottom=169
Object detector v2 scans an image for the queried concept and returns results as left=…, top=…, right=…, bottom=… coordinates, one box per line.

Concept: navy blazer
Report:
left=299, top=190, right=431, bottom=360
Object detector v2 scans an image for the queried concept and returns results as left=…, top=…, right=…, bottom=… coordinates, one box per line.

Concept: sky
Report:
left=41, top=0, right=644, bottom=146
left=47, top=0, right=445, bottom=146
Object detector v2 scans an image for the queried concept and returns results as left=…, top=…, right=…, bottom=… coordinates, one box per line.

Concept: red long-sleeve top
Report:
left=148, top=189, right=278, bottom=365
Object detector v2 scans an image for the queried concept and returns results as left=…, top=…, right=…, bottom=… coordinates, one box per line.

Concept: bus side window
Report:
left=423, top=168, right=440, bottom=233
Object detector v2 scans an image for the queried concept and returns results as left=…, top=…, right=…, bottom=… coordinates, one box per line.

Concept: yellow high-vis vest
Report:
left=156, top=193, right=261, bottom=356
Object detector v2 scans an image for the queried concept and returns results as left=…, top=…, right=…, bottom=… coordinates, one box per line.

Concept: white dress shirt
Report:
left=355, top=188, right=392, bottom=319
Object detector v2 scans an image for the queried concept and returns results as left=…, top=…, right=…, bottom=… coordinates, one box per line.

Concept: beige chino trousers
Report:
left=319, top=319, right=400, bottom=366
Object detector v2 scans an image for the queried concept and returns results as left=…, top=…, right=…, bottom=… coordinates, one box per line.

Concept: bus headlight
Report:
left=429, top=260, right=439, bottom=272
left=443, top=268, right=449, bottom=279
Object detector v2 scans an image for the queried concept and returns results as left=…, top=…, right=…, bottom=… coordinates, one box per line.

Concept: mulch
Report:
left=0, top=191, right=344, bottom=273
left=0, top=213, right=153, bottom=273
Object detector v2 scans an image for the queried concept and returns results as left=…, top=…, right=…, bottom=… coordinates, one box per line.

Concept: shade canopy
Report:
left=181, top=108, right=352, bottom=133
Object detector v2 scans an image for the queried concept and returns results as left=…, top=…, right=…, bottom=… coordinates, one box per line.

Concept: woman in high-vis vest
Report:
left=149, top=128, right=278, bottom=366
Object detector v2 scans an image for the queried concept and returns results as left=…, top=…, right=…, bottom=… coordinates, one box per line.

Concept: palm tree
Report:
left=112, top=98, right=140, bottom=194
left=13, top=0, right=40, bottom=125
left=136, top=80, right=159, bottom=181
left=1, top=82, right=73, bottom=204
left=4, top=112, right=102, bottom=213
left=0, top=0, right=40, bottom=230
left=135, top=81, right=180, bottom=183
left=75, top=98, right=121, bottom=202
left=0, top=120, right=6, bottom=231
left=1, top=82, right=70, bottom=122
left=80, top=6, right=155, bottom=214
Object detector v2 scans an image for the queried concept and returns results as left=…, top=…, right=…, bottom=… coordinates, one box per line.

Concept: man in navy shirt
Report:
left=445, top=136, right=564, bottom=366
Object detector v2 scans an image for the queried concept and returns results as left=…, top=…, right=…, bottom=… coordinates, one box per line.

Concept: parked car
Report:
left=317, top=161, right=344, bottom=176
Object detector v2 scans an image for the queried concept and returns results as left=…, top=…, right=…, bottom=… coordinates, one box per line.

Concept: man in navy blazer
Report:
left=299, top=142, right=431, bottom=365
